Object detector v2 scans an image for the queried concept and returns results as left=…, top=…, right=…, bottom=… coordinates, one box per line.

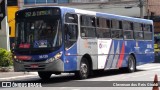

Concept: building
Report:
left=7, top=0, right=19, bottom=47
left=147, top=0, right=160, bottom=33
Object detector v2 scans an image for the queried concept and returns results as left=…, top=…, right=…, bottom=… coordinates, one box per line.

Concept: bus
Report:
left=13, top=6, right=154, bottom=80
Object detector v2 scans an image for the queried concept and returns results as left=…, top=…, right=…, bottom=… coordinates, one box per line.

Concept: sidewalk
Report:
left=0, top=68, right=38, bottom=81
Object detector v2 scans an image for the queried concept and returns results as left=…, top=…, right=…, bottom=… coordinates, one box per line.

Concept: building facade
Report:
left=7, top=0, right=19, bottom=48
left=147, top=0, right=160, bottom=33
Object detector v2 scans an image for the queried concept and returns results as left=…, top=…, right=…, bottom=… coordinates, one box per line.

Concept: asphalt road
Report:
left=1, top=63, right=160, bottom=90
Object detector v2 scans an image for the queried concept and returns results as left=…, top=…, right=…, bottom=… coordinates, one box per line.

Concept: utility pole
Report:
left=139, top=0, right=144, bottom=18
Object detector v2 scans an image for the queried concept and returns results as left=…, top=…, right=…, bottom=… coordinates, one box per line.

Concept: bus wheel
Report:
left=38, top=71, right=52, bottom=80
left=127, top=55, right=136, bottom=73
left=75, top=58, right=89, bottom=79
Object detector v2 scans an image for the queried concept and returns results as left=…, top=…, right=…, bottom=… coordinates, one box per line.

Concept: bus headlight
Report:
left=46, top=57, right=55, bottom=63
left=54, top=52, right=62, bottom=60
left=45, top=52, right=62, bottom=63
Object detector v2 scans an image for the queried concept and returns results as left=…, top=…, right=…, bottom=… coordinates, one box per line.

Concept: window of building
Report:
left=80, top=15, right=96, bottom=38
left=36, top=0, right=46, bottom=4
left=7, top=0, right=18, bottom=6
left=24, top=0, right=58, bottom=5
left=9, top=27, right=11, bottom=35
left=24, top=0, right=35, bottom=4
left=48, top=0, right=58, bottom=3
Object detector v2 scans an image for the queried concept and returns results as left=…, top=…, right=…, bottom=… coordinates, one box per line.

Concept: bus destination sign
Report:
left=25, top=10, right=52, bottom=17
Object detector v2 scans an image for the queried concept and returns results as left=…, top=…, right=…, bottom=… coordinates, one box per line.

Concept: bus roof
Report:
left=19, top=6, right=153, bottom=24
left=60, top=6, right=153, bottom=25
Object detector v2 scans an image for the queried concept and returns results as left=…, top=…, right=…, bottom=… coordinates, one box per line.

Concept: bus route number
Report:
left=39, top=55, right=48, bottom=59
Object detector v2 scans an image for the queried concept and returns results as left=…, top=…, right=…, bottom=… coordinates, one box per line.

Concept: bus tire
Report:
left=127, top=55, right=136, bottom=73
left=75, top=58, right=89, bottom=79
left=38, top=71, right=52, bottom=80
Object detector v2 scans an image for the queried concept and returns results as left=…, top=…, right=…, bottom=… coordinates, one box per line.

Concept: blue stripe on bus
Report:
left=64, top=43, right=77, bottom=71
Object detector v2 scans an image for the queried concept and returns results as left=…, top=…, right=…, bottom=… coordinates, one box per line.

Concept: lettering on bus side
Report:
left=147, top=44, right=152, bottom=48
left=85, top=41, right=97, bottom=49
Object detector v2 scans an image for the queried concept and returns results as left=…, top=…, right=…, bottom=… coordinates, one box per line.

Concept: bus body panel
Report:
left=64, top=43, right=78, bottom=71
left=97, top=39, right=112, bottom=69
left=78, top=38, right=98, bottom=70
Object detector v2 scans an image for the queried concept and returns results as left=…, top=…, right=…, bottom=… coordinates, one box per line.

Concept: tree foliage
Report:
left=0, top=48, right=13, bottom=67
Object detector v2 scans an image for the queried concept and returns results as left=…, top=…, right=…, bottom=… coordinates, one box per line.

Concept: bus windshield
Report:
left=16, top=18, right=62, bottom=49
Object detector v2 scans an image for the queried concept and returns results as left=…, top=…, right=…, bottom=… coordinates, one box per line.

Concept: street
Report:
left=0, top=63, right=160, bottom=90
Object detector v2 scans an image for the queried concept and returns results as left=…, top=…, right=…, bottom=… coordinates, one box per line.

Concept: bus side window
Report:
left=111, top=20, right=123, bottom=39
left=96, top=17, right=110, bottom=38
left=134, top=23, right=144, bottom=40
left=123, top=21, right=134, bottom=39
left=143, top=24, right=152, bottom=40
left=64, top=13, right=78, bottom=49
left=80, top=15, right=96, bottom=38
left=65, top=24, right=78, bottom=49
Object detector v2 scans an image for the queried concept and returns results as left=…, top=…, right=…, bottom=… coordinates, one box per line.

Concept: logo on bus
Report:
left=99, top=43, right=108, bottom=49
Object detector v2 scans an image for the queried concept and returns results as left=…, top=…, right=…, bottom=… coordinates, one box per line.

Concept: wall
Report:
left=7, top=6, right=19, bottom=48
left=7, top=6, right=19, bottom=38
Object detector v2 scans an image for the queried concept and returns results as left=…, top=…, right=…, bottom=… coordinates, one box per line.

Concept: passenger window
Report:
left=134, top=23, right=144, bottom=40
left=123, top=21, right=134, bottom=39
left=134, top=23, right=143, bottom=31
left=111, top=20, right=123, bottom=39
left=144, top=24, right=152, bottom=40
left=96, top=18, right=110, bottom=38
left=80, top=15, right=96, bottom=38
left=81, top=15, right=95, bottom=27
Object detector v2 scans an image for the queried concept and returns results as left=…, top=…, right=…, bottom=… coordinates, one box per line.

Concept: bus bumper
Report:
left=13, top=59, right=64, bottom=72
